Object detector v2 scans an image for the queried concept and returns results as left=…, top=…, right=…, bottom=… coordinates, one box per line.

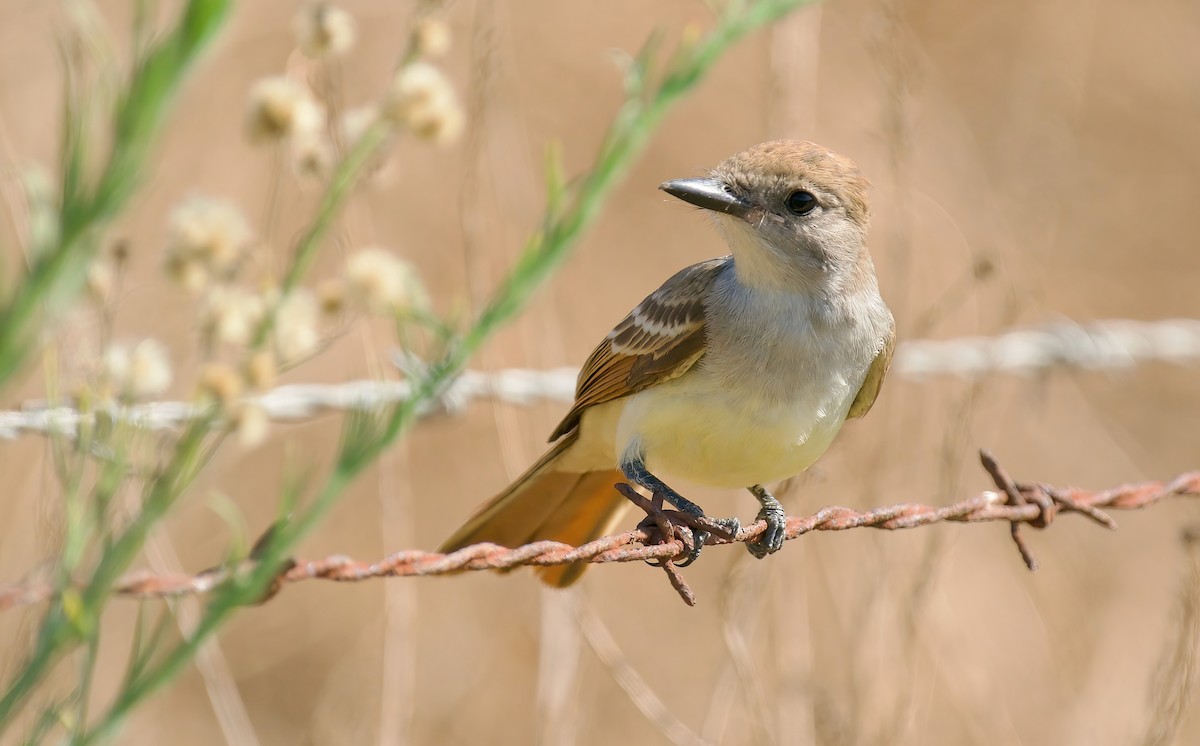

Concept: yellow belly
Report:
left=632, top=391, right=842, bottom=487
left=554, top=359, right=857, bottom=489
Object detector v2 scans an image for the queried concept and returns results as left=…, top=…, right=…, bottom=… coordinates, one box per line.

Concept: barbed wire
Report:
left=2, top=317, right=1199, bottom=441
left=3, top=452, right=1197, bottom=608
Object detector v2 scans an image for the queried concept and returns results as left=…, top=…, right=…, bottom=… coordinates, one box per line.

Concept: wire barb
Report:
left=2, top=454, right=1197, bottom=609
left=980, top=448, right=1041, bottom=570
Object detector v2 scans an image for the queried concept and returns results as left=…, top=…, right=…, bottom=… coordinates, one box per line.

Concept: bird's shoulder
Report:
left=547, top=257, right=730, bottom=441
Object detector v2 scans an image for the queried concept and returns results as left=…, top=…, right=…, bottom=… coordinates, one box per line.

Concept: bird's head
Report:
left=660, top=140, right=874, bottom=296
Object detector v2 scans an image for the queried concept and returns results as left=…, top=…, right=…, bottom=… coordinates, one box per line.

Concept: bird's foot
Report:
left=628, top=487, right=739, bottom=567
left=747, top=484, right=786, bottom=559
left=747, top=504, right=786, bottom=558
left=622, top=455, right=736, bottom=567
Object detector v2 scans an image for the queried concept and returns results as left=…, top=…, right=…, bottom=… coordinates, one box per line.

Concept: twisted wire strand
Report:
left=3, top=463, right=1196, bottom=609
left=3, top=317, right=1199, bottom=440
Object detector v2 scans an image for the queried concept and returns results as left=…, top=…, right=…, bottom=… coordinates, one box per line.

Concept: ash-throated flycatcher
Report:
left=440, top=140, right=895, bottom=586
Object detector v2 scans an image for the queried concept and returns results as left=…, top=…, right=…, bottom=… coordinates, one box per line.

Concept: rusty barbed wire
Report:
left=3, top=317, right=1199, bottom=440
left=2, top=452, right=1197, bottom=608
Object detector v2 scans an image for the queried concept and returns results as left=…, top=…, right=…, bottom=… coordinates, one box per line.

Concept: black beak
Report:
left=659, top=177, right=752, bottom=219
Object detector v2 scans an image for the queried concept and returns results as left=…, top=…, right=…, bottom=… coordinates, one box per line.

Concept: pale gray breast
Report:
left=702, top=272, right=876, bottom=408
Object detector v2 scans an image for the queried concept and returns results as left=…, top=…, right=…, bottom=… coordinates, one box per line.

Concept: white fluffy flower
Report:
left=344, top=247, right=421, bottom=314
left=105, top=339, right=172, bottom=400
left=245, top=76, right=324, bottom=144
left=382, top=62, right=464, bottom=145
left=164, top=196, right=252, bottom=292
left=201, top=286, right=266, bottom=347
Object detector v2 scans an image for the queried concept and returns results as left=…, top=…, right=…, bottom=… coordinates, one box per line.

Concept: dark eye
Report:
left=785, top=190, right=817, bottom=215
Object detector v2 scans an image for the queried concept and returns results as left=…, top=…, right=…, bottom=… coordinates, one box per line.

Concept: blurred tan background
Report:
left=2, top=0, right=1200, bottom=744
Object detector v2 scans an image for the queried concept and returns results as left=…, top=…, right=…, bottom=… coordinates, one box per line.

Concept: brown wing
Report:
left=548, top=257, right=730, bottom=441
left=846, top=321, right=896, bottom=420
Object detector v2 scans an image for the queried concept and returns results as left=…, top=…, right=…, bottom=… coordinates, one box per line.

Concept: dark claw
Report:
left=678, top=516, right=740, bottom=567
left=747, top=505, right=786, bottom=559
left=675, top=530, right=705, bottom=568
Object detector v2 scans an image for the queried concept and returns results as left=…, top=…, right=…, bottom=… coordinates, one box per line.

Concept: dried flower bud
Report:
left=245, top=350, right=278, bottom=391
left=235, top=403, right=270, bottom=448
left=316, top=278, right=346, bottom=316
left=413, top=17, right=451, bottom=59
left=291, top=133, right=334, bottom=179
left=294, top=2, right=357, bottom=58
left=344, top=247, right=421, bottom=314
left=105, top=339, right=172, bottom=400
left=408, top=104, right=463, bottom=146
left=199, top=362, right=244, bottom=406
left=382, top=62, right=463, bottom=145
left=200, top=286, right=266, bottom=347
left=110, top=240, right=130, bottom=265
left=165, top=258, right=206, bottom=292
left=164, top=196, right=252, bottom=292
left=274, top=289, right=320, bottom=362
left=245, top=76, right=324, bottom=144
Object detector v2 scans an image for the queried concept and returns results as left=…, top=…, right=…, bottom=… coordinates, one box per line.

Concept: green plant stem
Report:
left=10, top=58, right=399, bottom=746
left=0, top=3, right=233, bottom=733
left=9, top=80, right=401, bottom=746
left=0, top=0, right=231, bottom=390
left=2, top=23, right=407, bottom=743
left=75, top=2, right=813, bottom=740
left=0, top=419, right=212, bottom=732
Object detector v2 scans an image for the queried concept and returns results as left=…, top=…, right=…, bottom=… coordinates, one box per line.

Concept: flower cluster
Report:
left=164, top=197, right=253, bottom=293
left=102, top=339, right=173, bottom=401
left=122, top=5, right=445, bottom=446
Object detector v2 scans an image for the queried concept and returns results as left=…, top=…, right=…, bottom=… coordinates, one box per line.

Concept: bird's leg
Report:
left=621, top=455, right=739, bottom=567
left=746, top=484, right=786, bottom=559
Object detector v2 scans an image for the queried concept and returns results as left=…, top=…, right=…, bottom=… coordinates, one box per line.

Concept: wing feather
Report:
left=548, top=257, right=729, bottom=441
left=846, top=321, right=895, bottom=420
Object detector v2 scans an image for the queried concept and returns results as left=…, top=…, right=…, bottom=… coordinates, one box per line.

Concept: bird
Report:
left=439, top=140, right=895, bottom=587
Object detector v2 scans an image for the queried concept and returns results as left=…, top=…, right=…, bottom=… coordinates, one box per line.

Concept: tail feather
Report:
left=533, top=469, right=628, bottom=587
left=439, top=435, right=628, bottom=588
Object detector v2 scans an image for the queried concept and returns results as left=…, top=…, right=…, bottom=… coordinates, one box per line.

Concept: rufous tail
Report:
left=438, top=433, right=627, bottom=587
